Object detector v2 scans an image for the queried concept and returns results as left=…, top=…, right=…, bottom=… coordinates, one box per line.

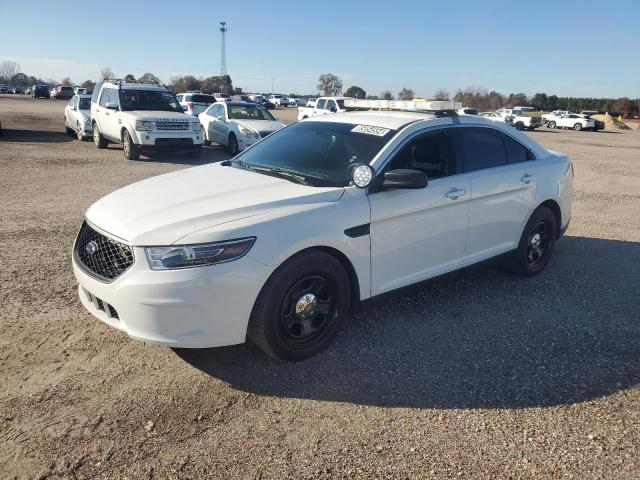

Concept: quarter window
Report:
left=387, top=130, right=456, bottom=180
left=462, top=128, right=508, bottom=171
left=502, top=133, right=534, bottom=163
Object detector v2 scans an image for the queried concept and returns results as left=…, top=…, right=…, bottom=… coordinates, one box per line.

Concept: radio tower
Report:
left=219, top=21, right=227, bottom=75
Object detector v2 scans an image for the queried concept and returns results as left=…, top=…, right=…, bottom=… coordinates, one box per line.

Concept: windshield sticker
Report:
left=351, top=125, right=390, bottom=136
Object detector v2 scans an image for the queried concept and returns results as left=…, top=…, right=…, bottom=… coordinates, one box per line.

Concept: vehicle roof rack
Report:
left=342, top=99, right=463, bottom=116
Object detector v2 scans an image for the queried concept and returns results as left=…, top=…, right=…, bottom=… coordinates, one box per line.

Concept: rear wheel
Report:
left=516, top=122, right=525, bottom=131
left=547, top=121, right=556, bottom=129
left=93, top=123, right=107, bottom=149
left=508, top=206, right=557, bottom=276
left=573, top=123, right=582, bottom=131
left=247, top=251, right=350, bottom=361
left=122, top=130, right=140, bottom=160
left=228, top=133, right=238, bottom=156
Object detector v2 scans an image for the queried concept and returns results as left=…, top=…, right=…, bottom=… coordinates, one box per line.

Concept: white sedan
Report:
left=479, top=112, right=506, bottom=123
left=72, top=107, right=572, bottom=360
left=198, top=101, right=285, bottom=155
left=64, top=94, right=93, bottom=140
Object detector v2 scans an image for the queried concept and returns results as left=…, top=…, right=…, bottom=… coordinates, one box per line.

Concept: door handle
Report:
left=445, top=188, right=466, bottom=200
left=521, top=173, right=535, bottom=184
left=105, top=112, right=110, bottom=116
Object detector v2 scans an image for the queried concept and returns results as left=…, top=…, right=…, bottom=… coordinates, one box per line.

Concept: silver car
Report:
left=64, top=95, right=93, bottom=140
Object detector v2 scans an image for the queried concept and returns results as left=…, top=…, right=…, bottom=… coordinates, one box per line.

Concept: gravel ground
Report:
left=1, top=95, right=639, bottom=479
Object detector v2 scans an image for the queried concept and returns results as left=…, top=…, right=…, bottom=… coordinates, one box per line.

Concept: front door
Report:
left=369, top=128, right=471, bottom=295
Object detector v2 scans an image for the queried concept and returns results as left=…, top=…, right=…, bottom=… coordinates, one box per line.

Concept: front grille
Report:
left=155, top=120, right=189, bottom=131
left=75, top=221, right=134, bottom=282
left=259, top=130, right=274, bottom=138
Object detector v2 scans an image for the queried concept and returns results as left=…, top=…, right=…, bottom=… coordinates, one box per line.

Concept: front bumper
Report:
left=131, top=130, right=203, bottom=150
left=73, top=245, right=273, bottom=348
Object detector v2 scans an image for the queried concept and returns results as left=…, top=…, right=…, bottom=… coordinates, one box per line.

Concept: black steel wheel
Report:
left=508, top=206, right=557, bottom=276
left=228, top=133, right=238, bottom=156
left=547, top=121, right=556, bottom=129
left=247, top=250, right=351, bottom=361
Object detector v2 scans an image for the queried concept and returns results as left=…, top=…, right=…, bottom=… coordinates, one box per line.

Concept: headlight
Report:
left=135, top=120, right=155, bottom=131
left=239, top=126, right=259, bottom=139
left=191, top=122, right=200, bottom=132
left=145, top=237, right=256, bottom=270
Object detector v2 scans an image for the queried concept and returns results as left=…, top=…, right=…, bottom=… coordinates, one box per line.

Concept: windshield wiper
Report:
left=228, top=160, right=311, bottom=186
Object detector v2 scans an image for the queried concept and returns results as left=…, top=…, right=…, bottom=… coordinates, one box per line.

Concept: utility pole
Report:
left=219, top=21, right=227, bottom=76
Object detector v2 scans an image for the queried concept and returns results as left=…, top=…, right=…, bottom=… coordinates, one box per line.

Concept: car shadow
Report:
left=0, top=128, right=75, bottom=143
left=175, top=235, right=640, bottom=409
left=141, top=145, right=231, bottom=166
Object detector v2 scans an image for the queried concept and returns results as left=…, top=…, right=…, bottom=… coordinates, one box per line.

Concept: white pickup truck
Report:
left=298, top=97, right=350, bottom=120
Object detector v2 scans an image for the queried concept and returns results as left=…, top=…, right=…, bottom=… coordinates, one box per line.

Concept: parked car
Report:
left=32, top=84, right=50, bottom=98
left=255, top=97, right=276, bottom=109
left=10, top=86, right=25, bottom=94
left=24, top=87, right=32, bottom=95
left=580, top=114, right=605, bottom=131
left=479, top=112, right=506, bottom=123
left=52, top=85, right=74, bottom=100
left=72, top=106, right=572, bottom=360
left=298, top=97, right=350, bottom=120
left=542, top=110, right=571, bottom=124
left=198, top=101, right=285, bottom=155
left=306, top=97, right=317, bottom=107
left=0, top=85, right=7, bottom=93
left=74, top=87, right=87, bottom=95
left=175, top=92, right=216, bottom=116
left=213, top=93, right=231, bottom=102
left=91, top=80, right=203, bottom=160
left=546, top=113, right=596, bottom=131
left=457, top=107, right=478, bottom=115
left=64, top=94, right=93, bottom=140
left=268, top=94, right=287, bottom=107
left=505, top=111, right=543, bottom=131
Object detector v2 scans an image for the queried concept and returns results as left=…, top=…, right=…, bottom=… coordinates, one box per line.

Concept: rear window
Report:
left=61, top=86, right=73, bottom=91
left=190, top=94, right=215, bottom=103
left=462, top=128, right=508, bottom=171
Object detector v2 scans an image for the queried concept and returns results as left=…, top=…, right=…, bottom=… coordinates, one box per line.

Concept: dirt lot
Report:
left=1, top=95, right=639, bottom=479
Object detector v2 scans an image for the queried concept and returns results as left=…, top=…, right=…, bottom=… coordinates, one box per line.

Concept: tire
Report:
left=187, top=146, right=202, bottom=159
left=573, top=123, right=582, bottom=131
left=201, top=126, right=211, bottom=146
left=76, top=122, right=84, bottom=141
left=247, top=250, right=351, bottom=361
left=64, top=118, right=73, bottom=135
left=93, top=123, right=108, bottom=149
left=515, top=122, right=525, bottom=131
left=547, top=121, right=556, bottom=129
left=507, top=206, right=557, bottom=277
left=122, top=130, right=140, bottom=160
left=228, top=133, right=239, bottom=156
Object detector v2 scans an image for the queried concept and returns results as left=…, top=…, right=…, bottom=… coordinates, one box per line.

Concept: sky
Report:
left=1, top=0, right=639, bottom=98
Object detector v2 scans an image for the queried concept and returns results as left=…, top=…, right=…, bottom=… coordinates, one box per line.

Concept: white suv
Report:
left=91, top=81, right=203, bottom=160
left=73, top=106, right=572, bottom=360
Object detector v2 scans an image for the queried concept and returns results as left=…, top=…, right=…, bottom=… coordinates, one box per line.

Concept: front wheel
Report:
left=515, top=122, right=525, bottom=131
left=573, top=123, right=582, bottom=131
left=508, top=206, right=557, bottom=276
left=201, top=126, right=211, bottom=146
left=247, top=251, right=351, bottom=361
left=122, top=130, right=140, bottom=160
left=227, top=133, right=239, bottom=156
left=93, top=123, right=108, bottom=149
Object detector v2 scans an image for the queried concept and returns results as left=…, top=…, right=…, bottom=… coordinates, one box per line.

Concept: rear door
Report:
left=460, top=127, right=538, bottom=261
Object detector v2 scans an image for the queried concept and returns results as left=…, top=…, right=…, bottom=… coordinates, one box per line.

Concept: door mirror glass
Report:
left=382, top=169, right=428, bottom=189
left=330, top=107, right=337, bottom=113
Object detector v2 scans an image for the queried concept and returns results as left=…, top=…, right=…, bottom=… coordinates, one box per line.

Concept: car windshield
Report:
left=228, top=104, right=275, bottom=121
left=119, top=89, right=182, bottom=112
left=230, top=121, right=396, bottom=187
left=78, top=98, right=91, bottom=110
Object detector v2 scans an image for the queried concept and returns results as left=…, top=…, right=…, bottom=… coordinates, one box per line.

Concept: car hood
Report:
left=233, top=119, right=285, bottom=133
left=124, top=110, right=193, bottom=121
left=85, top=163, right=344, bottom=245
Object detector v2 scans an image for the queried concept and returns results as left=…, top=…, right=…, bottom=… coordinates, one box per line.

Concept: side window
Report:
left=502, top=133, right=534, bottom=163
left=91, top=82, right=103, bottom=104
left=212, top=104, right=224, bottom=118
left=387, top=130, right=457, bottom=180
left=68, top=97, right=77, bottom=108
left=326, top=100, right=337, bottom=111
left=462, top=128, right=508, bottom=171
left=316, top=98, right=326, bottom=110
left=99, top=88, right=111, bottom=107
left=176, top=94, right=183, bottom=102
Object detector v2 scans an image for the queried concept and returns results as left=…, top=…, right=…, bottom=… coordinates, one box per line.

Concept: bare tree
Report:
left=60, top=77, right=73, bottom=86
left=0, top=60, right=20, bottom=82
left=138, top=72, right=161, bottom=84
left=398, top=87, right=415, bottom=100
left=432, top=89, right=450, bottom=101
left=380, top=90, right=394, bottom=100
left=100, top=67, right=114, bottom=80
left=317, top=74, right=343, bottom=96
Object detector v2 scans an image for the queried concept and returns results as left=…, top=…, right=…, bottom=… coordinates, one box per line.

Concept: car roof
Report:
left=226, top=101, right=261, bottom=106
left=303, top=111, right=438, bottom=129
left=103, top=82, right=167, bottom=91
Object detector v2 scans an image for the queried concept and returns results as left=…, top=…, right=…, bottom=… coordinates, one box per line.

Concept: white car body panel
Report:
left=73, top=112, right=572, bottom=349
left=65, top=95, right=93, bottom=137
left=553, top=114, right=595, bottom=130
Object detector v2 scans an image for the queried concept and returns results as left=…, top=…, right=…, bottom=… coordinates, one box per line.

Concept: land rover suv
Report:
left=91, top=81, right=203, bottom=160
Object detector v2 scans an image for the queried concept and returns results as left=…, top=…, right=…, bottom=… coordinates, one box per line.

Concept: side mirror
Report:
left=381, top=169, right=428, bottom=189
left=330, top=107, right=337, bottom=113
